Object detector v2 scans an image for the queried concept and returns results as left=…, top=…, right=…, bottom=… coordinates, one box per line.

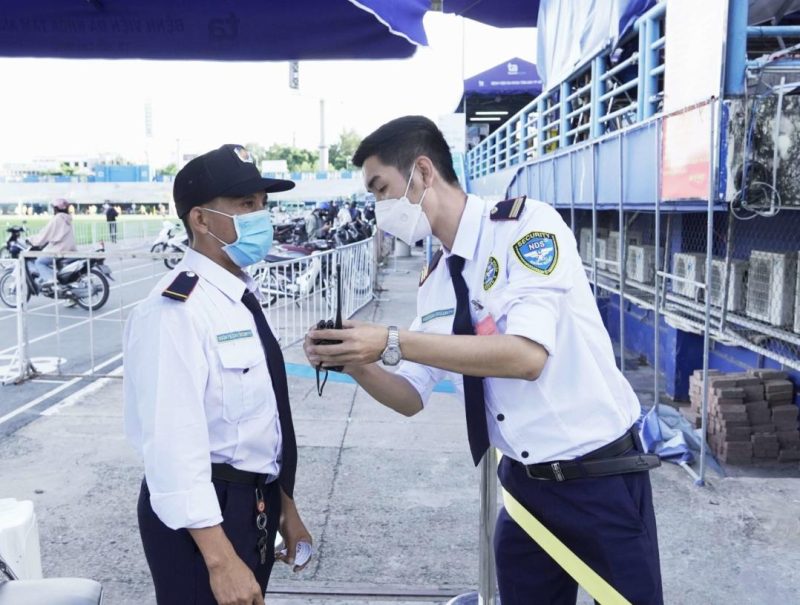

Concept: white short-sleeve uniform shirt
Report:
left=395, top=195, right=640, bottom=464
left=124, top=248, right=282, bottom=530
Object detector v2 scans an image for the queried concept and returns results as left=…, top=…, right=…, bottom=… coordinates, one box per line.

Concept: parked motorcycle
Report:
left=150, top=220, right=182, bottom=254
left=252, top=237, right=336, bottom=307
left=0, top=242, right=113, bottom=311
left=1, top=225, right=27, bottom=260
left=162, top=231, right=189, bottom=270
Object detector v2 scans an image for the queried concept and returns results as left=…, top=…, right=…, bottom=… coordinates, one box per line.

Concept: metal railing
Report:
left=1, top=238, right=376, bottom=385
left=467, top=1, right=666, bottom=179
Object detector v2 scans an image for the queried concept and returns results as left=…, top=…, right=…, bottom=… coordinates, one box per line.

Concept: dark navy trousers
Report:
left=495, top=459, right=663, bottom=605
left=137, top=478, right=281, bottom=605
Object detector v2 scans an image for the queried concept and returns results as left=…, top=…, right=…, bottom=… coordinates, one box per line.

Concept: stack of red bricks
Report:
left=685, top=369, right=800, bottom=465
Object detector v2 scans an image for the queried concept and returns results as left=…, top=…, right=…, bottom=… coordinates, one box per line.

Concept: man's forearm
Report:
left=188, top=525, right=237, bottom=570
left=347, top=363, right=422, bottom=416
left=399, top=332, right=547, bottom=380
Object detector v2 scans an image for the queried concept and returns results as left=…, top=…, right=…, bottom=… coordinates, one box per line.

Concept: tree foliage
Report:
left=246, top=142, right=318, bottom=172
left=328, top=129, right=362, bottom=171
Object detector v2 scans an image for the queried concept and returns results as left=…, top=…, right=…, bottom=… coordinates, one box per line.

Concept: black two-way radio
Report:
left=314, top=263, right=343, bottom=395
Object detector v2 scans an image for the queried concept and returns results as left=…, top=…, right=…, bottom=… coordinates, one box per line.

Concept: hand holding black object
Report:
left=314, top=265, right=343, bottom=394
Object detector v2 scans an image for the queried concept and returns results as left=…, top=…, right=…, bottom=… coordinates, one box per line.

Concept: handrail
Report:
left=466, top=0, right=667, bottom=179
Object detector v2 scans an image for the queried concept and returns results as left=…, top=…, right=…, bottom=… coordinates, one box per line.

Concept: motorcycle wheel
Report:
left=0, top=269, right=32, bottom=308
left=163, top=246, right=183, bottom=270
left=72, top=268, right=110, bottom=311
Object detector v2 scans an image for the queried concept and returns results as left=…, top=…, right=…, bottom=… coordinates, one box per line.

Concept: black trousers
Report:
left=138, top=478, right=281, bottom=605
left=495, top=451, right=663, bottom=604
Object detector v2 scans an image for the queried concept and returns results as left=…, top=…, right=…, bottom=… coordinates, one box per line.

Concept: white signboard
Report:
left=663, top=0, right=728, bottom=112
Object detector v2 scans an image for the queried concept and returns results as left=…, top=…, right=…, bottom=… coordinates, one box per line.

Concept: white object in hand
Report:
left=276, top=540, right=313, bottom=568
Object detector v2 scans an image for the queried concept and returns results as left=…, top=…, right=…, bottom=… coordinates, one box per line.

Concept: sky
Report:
left=0, top=12, right=536, bottom=169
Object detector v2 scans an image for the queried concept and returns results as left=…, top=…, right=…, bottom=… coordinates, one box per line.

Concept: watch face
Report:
left=382, top=348, right=401, bottom=366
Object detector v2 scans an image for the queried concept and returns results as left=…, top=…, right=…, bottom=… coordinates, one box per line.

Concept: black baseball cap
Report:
left=173, top=144, right=295, bottom=218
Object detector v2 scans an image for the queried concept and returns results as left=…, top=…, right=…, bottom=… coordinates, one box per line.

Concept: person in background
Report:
left=104, top=201, right=119, bottom=243
left=29, top=198, right=77, bottom=286
left=335, top=201, right=352, bottom=228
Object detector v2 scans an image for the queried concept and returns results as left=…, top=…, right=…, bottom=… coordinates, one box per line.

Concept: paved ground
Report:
left=1, top=251, right=799, bottom=604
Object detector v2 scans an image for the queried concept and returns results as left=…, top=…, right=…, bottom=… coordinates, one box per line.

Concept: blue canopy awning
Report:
left=463, top=57, right=542, bottom=96
left=442, top=0, right=541, bottom=28
left=0, top=0, right=429, bottom=61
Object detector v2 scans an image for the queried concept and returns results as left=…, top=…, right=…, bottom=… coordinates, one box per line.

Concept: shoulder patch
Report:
left=419, top=249, right=444, bottom=286
left=490, top=195, right=526, bottom=221
left=162, top=271, right=199, bottom=302
left=483, top=256, right=500, bottom=291
left=513, top=232, right=559, bottom=275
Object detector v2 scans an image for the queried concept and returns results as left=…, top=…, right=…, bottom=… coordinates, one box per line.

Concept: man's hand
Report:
left=207, top=556, right=264, bottom=605
left=276, top=491, right=313, bottom=572
left=188, top=525, right=263, bottom=605
left=306, top=319, right=388, bottom=369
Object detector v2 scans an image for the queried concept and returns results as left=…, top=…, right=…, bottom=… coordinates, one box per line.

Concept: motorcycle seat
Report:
left=264, top=254, right=297, bottom=263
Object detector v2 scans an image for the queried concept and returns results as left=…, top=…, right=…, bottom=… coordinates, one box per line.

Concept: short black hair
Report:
left=352, top=115, right=459, bottom=185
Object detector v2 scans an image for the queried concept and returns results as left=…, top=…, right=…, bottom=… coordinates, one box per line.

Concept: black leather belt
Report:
left=521, top=427, right=661, bottom=482
left=211, top=463, right=270, bottom=486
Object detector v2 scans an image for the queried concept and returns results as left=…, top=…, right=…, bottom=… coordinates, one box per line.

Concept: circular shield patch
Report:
left=484, top=256, right=500, bottom=291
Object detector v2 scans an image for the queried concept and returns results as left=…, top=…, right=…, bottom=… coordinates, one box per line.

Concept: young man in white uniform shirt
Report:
left=125, top=144, right=312, bottom=605
left=306, top=116, right=663, bottom=605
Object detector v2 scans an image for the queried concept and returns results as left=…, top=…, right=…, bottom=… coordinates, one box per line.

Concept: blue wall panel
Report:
left=596, top=136, right=622, bottom=207
left=623, top=124, right=659, bottom=205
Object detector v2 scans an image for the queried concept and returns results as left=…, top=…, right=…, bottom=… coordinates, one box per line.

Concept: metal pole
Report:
left=699, top=100, right=719, bottom=487
left=12, top=257, right=34, bottom=383
left=653, top=122, right=662, bottom=418
left=477, top=450, right=498, bottom=605
left=592, top=141, right=599, bottom=303
left=618, top=134, right=626, bottom=373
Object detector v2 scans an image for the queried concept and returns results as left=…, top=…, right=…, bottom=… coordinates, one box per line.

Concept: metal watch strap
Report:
left=387, top=325, right=399, bottom=348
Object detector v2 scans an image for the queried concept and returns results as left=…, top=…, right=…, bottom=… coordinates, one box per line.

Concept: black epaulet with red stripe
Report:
left=419, top=249, right=443, bottom=286
left=162, top=271, right=199, bottom=302
left=490, top=195, right=526, bottom=221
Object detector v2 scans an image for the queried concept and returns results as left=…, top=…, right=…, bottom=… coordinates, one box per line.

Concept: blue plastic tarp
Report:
left=442, top=0, right=541, bottom=28
left=535, top=0, right=656, bottom=89
left=0, top=0, right=429, bottom=61
left=639, top=404, right=725, bottom=476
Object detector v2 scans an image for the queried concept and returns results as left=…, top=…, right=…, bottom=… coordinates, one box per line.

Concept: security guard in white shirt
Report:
left=306, top=117, right=663, bottom=605
left=125, top=144, right=312, bottom=605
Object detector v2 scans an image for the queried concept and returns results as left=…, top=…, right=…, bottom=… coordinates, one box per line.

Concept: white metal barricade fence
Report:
left=0, top=237, right=376, bottom=385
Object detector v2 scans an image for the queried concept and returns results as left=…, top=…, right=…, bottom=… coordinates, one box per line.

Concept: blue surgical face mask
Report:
left=203, top=207, right=273, bottom=267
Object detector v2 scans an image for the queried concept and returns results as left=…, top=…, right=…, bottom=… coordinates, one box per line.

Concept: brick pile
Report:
left=684, top=369, right=800, bottom=465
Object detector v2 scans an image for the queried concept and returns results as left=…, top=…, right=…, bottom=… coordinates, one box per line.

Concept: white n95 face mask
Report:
left=375, top=163, right=432, bottom=246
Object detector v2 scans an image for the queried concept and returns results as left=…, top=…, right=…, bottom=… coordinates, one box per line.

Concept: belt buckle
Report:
left=524, top=465, right=547, bottom=480
left=551, top=462, right=565, bottom=482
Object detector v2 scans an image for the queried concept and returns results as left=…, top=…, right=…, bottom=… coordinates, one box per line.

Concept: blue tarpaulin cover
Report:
left=640, top=404, right=725, bottom=475
left=442, top=0, right=540, bottom=28
left=0, top=0, right=429, bottom=61
left=535, top=0, right=656, bottom=89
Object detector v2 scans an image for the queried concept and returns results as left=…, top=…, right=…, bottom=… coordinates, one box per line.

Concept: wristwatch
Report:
left=380, top=326, right=402, bottom=366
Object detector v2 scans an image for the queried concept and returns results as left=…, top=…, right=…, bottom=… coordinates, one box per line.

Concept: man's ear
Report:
left=416, top=156, right=436, bottom=188
left=188, top=206, right=208, bottom=237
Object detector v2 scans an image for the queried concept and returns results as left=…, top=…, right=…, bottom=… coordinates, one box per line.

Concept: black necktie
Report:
left=241, top=290, right=297, bottom=497
left=447, top=255, right=491, bottom=466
